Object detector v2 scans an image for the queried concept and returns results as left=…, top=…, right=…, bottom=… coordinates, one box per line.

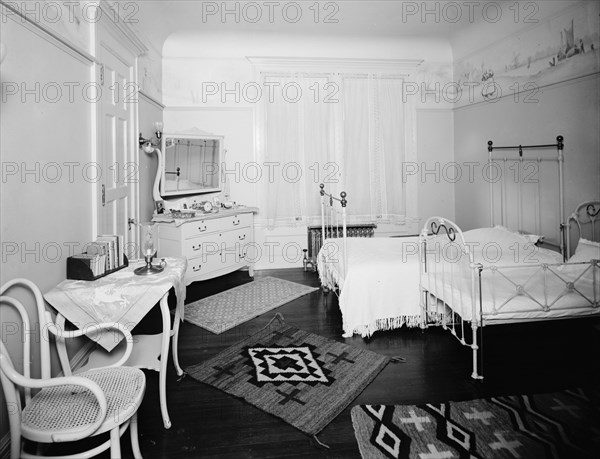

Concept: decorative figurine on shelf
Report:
left=134, top=222, right=166, bottom=275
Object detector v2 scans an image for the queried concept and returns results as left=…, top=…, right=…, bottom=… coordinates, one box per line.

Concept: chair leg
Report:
left=110, top=427, right=121, bottom=459
left=130, top=413, right=143, bottom=459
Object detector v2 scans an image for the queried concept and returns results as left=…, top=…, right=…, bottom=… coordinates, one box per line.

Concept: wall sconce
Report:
left=140, top=121, right=164, bottom=203
left=139, top=121, right=163, bottom=153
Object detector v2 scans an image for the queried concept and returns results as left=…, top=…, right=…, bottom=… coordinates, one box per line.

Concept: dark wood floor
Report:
left=50, top=268, right=600, bottom=458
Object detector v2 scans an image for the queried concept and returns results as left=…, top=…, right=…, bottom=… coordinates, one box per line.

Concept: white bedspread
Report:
left=317, top=236, right=422, bottom=338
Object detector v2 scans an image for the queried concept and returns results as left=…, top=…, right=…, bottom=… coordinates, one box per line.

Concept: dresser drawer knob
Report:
left=192, top=244, right=202, bottom=251
left=238, top=234, right=246, bottom=241
left=198, top=225, right=207, bottom=232
left=192, top=265, right=202, bottom=272
left=232, top=219, right=240, bottom=226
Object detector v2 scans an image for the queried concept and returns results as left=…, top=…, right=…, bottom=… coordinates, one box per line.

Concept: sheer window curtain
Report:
left=258, top=71, right=417, bottom=228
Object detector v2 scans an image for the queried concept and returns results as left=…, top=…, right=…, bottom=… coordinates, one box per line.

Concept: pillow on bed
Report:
left=493, top=225, right=543, bottom=244
left=569, top=238, right=600, bottom=263
left=462, top=226, right=534, bottom=247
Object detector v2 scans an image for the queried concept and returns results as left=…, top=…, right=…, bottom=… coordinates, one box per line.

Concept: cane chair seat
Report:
left=21, top=367, right=146, bottom=442
left=1, top=278, right=146, bottom=458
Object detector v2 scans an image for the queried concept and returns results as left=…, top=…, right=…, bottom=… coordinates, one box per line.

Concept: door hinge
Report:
left=99, top=64, right=105, bottom=86
left=101, top=184, right=105, bottom=207
left=128, top=218, right=137, bottom=230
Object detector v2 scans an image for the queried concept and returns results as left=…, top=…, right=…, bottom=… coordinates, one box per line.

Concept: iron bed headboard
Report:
left=566, top=200, right=600, bottom=258
left=487, top=135, right=565, bottom=258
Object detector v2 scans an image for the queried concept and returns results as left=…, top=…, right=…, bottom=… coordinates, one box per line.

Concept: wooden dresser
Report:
left=154, top=207, right=258, bottom=285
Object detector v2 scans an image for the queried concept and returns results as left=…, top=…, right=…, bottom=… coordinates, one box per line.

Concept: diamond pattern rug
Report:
left=351, top=388, right=600, bottom=458
left=186, top=314, right=391, bottom=437
left=184, top=277, right=318, bottom=334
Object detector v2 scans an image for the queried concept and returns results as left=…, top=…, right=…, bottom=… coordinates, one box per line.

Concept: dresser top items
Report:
left=152, top=206, right=259, bottom=227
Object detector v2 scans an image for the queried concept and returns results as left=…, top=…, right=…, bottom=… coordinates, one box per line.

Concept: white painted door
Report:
left=97, top=43, right=138, bottom=257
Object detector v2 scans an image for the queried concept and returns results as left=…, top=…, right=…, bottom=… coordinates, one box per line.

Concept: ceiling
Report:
left=133, top=0, right=484, bottom=53
left=131, top=1, right=573, bottom=55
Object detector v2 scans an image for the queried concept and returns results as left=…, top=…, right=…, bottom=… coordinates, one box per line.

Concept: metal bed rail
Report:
left=420, top=215, right=600, bottom=380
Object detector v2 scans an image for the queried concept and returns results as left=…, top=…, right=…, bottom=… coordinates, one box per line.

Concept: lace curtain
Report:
left=257, top=72, right=417, bottom=228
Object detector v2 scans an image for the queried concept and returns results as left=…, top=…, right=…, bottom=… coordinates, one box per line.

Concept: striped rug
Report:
left=351, top=388, right=600, bottom=458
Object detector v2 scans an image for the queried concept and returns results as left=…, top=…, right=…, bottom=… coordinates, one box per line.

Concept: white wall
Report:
left=162, top=31, right=456, bottom=268
left=453, top=75, right=600, bottom=232
left=0, top=17, right=95, bottom=442
left=451, top=1, right=600, bottom=239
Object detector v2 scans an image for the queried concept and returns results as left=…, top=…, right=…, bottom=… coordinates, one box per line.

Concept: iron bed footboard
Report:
left=317, top=183, right=348, bottom=294
left=419, top=216, right=600, bottom=380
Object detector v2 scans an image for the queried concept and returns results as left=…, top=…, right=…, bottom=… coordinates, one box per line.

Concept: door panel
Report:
left=98, top=44, right=136, bottom=255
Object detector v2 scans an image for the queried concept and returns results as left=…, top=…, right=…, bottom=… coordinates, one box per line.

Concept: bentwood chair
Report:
left=0, top=278, right=146, bottom=458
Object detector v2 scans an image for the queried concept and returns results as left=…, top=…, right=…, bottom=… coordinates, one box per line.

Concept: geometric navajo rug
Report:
left=184, top=277, right=318, bottom=334
left=351, top=388, right=600, bottom=459
left=185, top=314, right=391, bottom=437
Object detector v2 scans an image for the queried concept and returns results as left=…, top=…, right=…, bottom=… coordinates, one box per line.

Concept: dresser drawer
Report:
left=181, top=218, right=222, bottom=239
left=222, top=213, right=253, bottom=231
left=222, top=227, right=252, bottom=246
left=182, top=234, right=217, bottom=256
left=183, top=227, right=252, bottom=254
left=186, top=249, right=245, bottom=277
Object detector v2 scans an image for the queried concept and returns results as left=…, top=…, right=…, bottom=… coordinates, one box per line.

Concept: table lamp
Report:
left=134, top=222, right=165, bottom=275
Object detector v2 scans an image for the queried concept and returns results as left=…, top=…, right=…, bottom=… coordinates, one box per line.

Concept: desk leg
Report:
left=159, top=294, right=172, bottom=429
left=172, top=306, right=183, bottom=377
left=55, top=314, right=72, bottom=376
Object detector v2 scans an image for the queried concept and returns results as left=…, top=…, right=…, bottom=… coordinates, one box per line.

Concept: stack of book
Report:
left=68, top=235, right=126, bottom=280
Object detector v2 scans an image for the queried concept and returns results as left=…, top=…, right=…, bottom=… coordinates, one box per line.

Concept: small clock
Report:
left=202, top=201, right=213, bottom=212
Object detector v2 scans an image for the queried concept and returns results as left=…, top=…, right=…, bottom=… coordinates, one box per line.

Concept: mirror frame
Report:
left=159, top=133, right=224, bottom=197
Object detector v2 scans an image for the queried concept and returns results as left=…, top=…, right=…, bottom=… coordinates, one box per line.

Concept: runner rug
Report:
left=184, top=276, right=318, bottom=334
left=185, top=314, right=391, bottom=439
left=351, top=388, right=600, bottom=458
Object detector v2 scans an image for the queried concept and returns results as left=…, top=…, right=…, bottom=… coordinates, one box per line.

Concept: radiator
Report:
left=305, top=223, right=377, bottom=270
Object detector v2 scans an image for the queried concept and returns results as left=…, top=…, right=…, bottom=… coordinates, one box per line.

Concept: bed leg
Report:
left=420, top=290, right=428, bottom=331
left=471, top=344, right=483, bottom=380
left=471, top=323, right=484, bottom=380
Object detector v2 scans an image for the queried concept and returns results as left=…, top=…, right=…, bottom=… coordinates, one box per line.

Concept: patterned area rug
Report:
left=186, top=314, right=391, bottom=438
left=184, top=277, right=318, bottom=334
left=351, top=388, right=600, bottom=458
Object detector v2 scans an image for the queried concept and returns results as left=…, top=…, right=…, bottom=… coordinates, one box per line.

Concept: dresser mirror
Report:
left=160, top=133, right=223, bottom=197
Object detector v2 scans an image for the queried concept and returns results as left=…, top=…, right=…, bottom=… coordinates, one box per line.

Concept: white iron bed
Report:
left=419, top=136, right=599, bottom=379
left=317, top=186, right=424, bottom=338
left=317, top=135, right=599, bottom=379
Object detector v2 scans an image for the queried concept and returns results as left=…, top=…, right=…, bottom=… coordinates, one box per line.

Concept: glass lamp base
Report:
left=134, top=257, right=166, bottom=276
